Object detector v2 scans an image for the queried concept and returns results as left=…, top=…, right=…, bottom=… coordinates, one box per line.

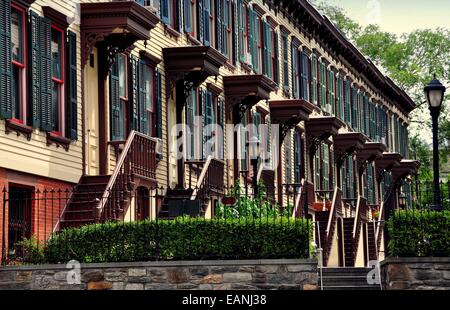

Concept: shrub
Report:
left=387, top=210, right=450, bottom=257
left=42, top=217, right=311, bottom=264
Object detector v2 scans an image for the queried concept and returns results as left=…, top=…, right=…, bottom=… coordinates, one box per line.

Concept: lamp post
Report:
left=424, top=75, right=446, bottom=210
left=247, top=135, right=260, bottom=198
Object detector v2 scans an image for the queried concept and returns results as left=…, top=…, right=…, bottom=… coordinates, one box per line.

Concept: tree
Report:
left=313, top=1, right=450, bottom=177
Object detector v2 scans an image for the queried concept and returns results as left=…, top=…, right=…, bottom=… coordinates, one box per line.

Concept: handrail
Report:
left=353, top=196, right=362, bottom=238
left=375, top=201, right=385, bottom=250
left=326, top=186, right=339, bottom=237
left=97, top=130, right=157, bottom=220
left=190, top=155, right=213, bottom=200
left=256, top=161, right=264, bottom=183
left=292, top=178, right=305, bottom=218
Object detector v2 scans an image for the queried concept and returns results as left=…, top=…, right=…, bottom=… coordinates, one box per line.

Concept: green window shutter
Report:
left=29, top=11, right=40, bottom=128
left=129, top=56, right=139, bottom=132
left=285, top=131, right=291, bottom=183
left=237, top=0, right=245, bottom=63
left=66, top=30, right=77, bottom=140
left=197, top=0, right=204, bottom=43
left=341, top=164, right=347, bottom=196
left=273, top=30, right=279, bottom=84
left=294, top=131, right=300, bottom=183
left=291, top=42, right=299, bottom=99
left=329, top=70, right=335, bottom=115
left=282, top=34, right=289, bottom=89
left=183, top=0, right=192, bottom=33
left=348, top=156, right=354, bottom=199
left=110, top=57, right=123, bottom=141
left=266, top=24, right=273, bottom=79
left=336, top=75, right=343, bottom=120
left=215, top=0, right=222, bottom=52
left=218, top=97, right=224, bottom=158
left=262, top=21, right=268, bottom=77
left=0, top=0, right=12, bottom=119
left=249, top=9, right=258, bottom=72
left=40, top=17, right=52, bottom=132
left=240, top=111, right=248, bottom=171
left=310, top=54, right=318, bottom=105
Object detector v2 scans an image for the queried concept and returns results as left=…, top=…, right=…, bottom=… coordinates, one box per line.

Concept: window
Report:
left=300, top=51, right=310, bottom=101
left=215, top=0, right=230, bottom=57
left=110, top=54, right=128, bottom=141
left=282, top=33, right=289, bottom=91
left=161, top=0, right=175, bottom=27
left=201, top=88, right=216, bottom=159
left=11, top=5, right=25, bottom=123
left=183, top=0, right=193, bottom=34
left=140, top=61, right=155, bottom=136
left=50, top=26, right=64, bottom=134
left=336, top=75, right=344, bottom=120
left=186, top=88, right=198, bottom=160
left=197, top=0, right=212, bottom=45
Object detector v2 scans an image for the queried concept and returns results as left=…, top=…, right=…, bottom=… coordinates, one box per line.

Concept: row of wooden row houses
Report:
left=0, top=0, right=418, bottom=266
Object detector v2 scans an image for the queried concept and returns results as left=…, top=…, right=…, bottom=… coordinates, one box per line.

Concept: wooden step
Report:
left=80, top=175, right=111, bottom=185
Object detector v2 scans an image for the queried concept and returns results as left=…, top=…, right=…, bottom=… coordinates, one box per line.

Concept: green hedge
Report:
left=387, top=210, right=450, bottom=257
left=40, top=218, right=310, bottom=264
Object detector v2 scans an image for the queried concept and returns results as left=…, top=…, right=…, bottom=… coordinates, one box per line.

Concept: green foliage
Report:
left=40, top=218, right=311, bottom=264
left=14, top=237, right=45, bottom=265
left=215, top=181, right=293, bottom=219
left=387, top=210, right=450, bottom=257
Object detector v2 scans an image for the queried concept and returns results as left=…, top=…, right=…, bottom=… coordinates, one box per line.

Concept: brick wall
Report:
left=0, top=168, right=74, bottom=262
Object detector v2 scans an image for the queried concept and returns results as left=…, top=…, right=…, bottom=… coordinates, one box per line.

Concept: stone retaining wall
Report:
left=0, top=259, right=318, bottom=290
left=381, top=257, right=450, bottom=290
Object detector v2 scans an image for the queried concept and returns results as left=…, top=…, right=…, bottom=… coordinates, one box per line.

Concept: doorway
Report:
left=8, top=185, right=33, bottom=258
left=135, top=187, right=150, bottom=221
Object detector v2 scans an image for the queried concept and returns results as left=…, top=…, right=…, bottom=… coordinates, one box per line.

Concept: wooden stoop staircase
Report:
left=315, top=186, right=342, bottom=266
left=342, top=196, right=368, bottom=267
left=158, top=156, right=225, bottom=219
left=57, top=131, right=158, bottom=230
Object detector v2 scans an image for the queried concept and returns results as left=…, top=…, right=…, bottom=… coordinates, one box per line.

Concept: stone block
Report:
left=223, top=272, right=252, bottom=283
left=287, top=265, right=312, bottom=272
left=255, top=265, right=278, bottom=274
left=210, top=266, right=239, bottom=273
left=16, top=271, right=32, bottom=282
left=177, top=283, right=198, bottom=289
left=414, top=270, right=441, bottom=281
left=303, top=284, right=319, bottom=290
left=230, top=283, right=258, bottom=290
left=128, top=268, right=147, bottom=277
left=189, top=267, right=209, bottom=276
left=0, top=272, right=15, bottom=282
left=104, top=271, right=127, bottom=282
left=201, top=274, right=223, bottom=284
left=87, top=281, right=113, bottom=290
left=145, top=283, right=177, bottom=290
left=82, top=270, right=104, bottom=283
left=167, top=268, right=190, bottom=284
left=125, top=283, right=144, bottom=290
left=238, top=266, right=255, bottom=273
left=387, top=264, right=414, bottom=282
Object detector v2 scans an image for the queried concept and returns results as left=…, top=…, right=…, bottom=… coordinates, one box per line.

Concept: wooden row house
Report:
left=0, top=0, right=419, bottom=266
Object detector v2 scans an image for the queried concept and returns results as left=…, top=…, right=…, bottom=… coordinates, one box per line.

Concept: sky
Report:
left=322, top=0, right=450, bottom=36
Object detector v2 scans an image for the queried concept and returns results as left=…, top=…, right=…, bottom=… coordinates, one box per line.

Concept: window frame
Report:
left=141, top=60, right=156, bottom=137
left=10, top=3, right=26, bottom=124
left=50, top=24, right=65, bottom=136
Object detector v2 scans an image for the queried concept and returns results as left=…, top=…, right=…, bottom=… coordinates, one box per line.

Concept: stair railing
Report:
left=292, top=179, right=305, bottom=218
left=97, top=130, right=157, bottom=221
left=375, top=201, right=385, bottom=252
left=352, top=196, right=368, bottom=264
left=190, top=156, right=225, bottom=200
left=326, top=186, right=341, bottom=242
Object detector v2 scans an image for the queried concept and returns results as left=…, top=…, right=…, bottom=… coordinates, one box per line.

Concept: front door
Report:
left=8, top=186, right=32, bottom=258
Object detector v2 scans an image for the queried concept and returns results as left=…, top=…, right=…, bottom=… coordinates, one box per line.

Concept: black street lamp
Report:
left=247, top=135, right=260, bottom=198
left=424, top=75, right=446, bottom=210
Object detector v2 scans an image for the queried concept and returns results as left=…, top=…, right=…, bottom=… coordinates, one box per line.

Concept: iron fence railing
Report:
left=0, top=182, right=311, bottom=265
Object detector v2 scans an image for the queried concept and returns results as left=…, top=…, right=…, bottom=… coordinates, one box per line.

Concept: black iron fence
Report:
left=401, top=180, right=450, bottom=210
left=0, top=182, right=311, bottom=265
